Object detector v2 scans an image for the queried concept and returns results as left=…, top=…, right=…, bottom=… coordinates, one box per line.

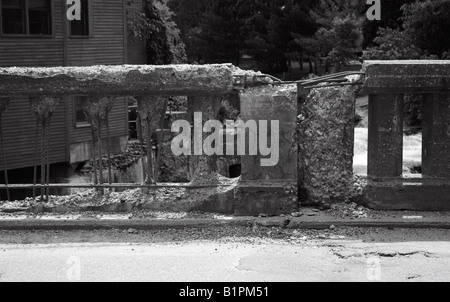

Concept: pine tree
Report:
left=295, top=0, right=364, bottom=72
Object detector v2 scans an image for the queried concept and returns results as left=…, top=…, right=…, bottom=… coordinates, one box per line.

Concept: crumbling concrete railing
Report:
left=0, top=64, right=298, bottom=215
left=363, top=60, right=450, bottom=211
left=0, top=64, right=276, bottom=97
left=0, top=65, right=234, bottom=97
left=7, top=62, right=448, bottom=213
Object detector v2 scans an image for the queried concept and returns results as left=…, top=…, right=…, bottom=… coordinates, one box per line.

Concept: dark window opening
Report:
left=128, top=104, right=138, bottom=139
left=1, top=0, right=26, bottom=34
left=28, top=0, right=51, bottom=35
left=74, top=96, right=90, bottom=127
left=70, top=0, right=88, bottom=36
left=1, top=0, right=51, bottom=35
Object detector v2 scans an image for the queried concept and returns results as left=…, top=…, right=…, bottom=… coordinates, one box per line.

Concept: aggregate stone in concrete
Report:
left=298, top=85, right=357, bottom=206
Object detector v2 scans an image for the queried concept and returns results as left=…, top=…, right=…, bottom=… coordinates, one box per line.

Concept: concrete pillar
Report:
left=422, top=92, right=450, bottom=177
left=234, top=85, right=298, bottom=216
left=187, top=95, right=222, bottom=183
left=297, top=84, right=310, bottom=204
left=297, top=86, right=356, bottom=206
left=368, top=93, right=404, bottom=178
left=239, top=85, right=297, bottom=181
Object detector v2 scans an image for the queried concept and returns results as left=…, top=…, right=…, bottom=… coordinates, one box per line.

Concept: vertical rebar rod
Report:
left=46, top=120, right=51, bottom=200
left=137, top=113, right=146, bottom=182
left=145, top=117, right=154, bottom=184
left=155, top=100, right=167, bottom=182
left=91, top=125, right=98, bottom=187
left=40, top=123, right=45, bottom=201
left=97, top=117, right=104, bottom=195
left=33, top=117, right=39, bottom=199
left=0, top=116, right=10, bottom=201
left=106, top=113, right=112, bottom=185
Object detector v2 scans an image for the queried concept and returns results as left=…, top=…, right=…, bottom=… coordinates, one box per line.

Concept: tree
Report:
left=362, top=27, right=428, bottom=60
left=154, top=0, right=187, bottom=63
left=362, top=0, right=418, bottom=48
left=169, top=0, right=319, bottom=74
left=296, top=0, right=364, bottom=72
left=402, top=0, right=450, bottom=58
left=323, top=16, right=364, bottom=69
left=242, top=0, right=289, bottom=72
left=191, top=0, right=246, bottom=65
left=363, top=0, right=450, bottom=60
left=127, top=0, right=186, bottom=64
left=169, top=0, right=213, bottom=63
left=238, top=0, right=318, bottom=74
left=283, top=0, right=317, bottom=74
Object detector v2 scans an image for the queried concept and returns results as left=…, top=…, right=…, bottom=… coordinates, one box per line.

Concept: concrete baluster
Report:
left=368, top=93, right=404, bottom=178
left=422, top=92, right=450, bottom=177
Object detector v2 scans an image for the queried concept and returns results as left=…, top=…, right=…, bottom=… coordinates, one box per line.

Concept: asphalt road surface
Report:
left=0, top=227, right=449, bottom=282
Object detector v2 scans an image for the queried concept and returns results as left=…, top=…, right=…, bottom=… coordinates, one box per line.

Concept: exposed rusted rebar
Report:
left=0, top=99, right=10, bottom=201
left=106, top=112, right=112, bottom=185
left=32, top=117, right=39, bottom=199
left=83, top=96, right=115, bottom=195
left=30, top=97, right=59, bottom=201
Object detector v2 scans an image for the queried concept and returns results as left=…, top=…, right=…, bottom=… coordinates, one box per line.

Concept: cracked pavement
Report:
left=0, top=226, right=449, bottom=282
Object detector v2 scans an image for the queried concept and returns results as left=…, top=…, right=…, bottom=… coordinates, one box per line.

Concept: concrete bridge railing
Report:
left=1, top=61, right=449, bottom=213
left=0, top=64, right=298, bottom=215
left=362, top=60, right=450, bottom=211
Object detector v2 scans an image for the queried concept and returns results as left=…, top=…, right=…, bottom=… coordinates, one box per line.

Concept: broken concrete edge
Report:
left=0, top=179, right=297, bottom=217
left=1, top=217, right=450, bottom=231
left=0, top=64, right=276, bottom=97
left=0, top=64, right=235, bottom=82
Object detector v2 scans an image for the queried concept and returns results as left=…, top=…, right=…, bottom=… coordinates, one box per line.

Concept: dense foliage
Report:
left=169, top=0, right=318, bottom=73
left=129, top=0, right=450, bottom=73
left=363, top=0, right=450, bottom=60
left=127, top=0, right=187, bottom=64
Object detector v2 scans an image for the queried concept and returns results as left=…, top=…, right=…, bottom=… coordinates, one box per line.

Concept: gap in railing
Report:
left=0, top=92, right=246, bottom=201
left=353, top=95, right=368, bottom=176
left=403, top=93, right=423, bottom=178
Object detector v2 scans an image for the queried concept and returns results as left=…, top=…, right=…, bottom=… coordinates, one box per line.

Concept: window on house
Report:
left=28, top=0, right=51, bottom=35
left=1, top=0, right=51, bottom=35
left=1, top=0, right=26, bottom=34
left=74, top=96, right=90, bottom=127
left=70, top=0, right=89, bottom=36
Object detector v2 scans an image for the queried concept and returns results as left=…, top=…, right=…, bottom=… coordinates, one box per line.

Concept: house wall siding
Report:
left=0, top=98, right=67, bottom=171
left=68, top=96, right=128, bottom=145
left=67, top=0, right=126, bottom=66
left=0, top=0, right=65, bottom=67
left=0, top=0, right=129, bottom=170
